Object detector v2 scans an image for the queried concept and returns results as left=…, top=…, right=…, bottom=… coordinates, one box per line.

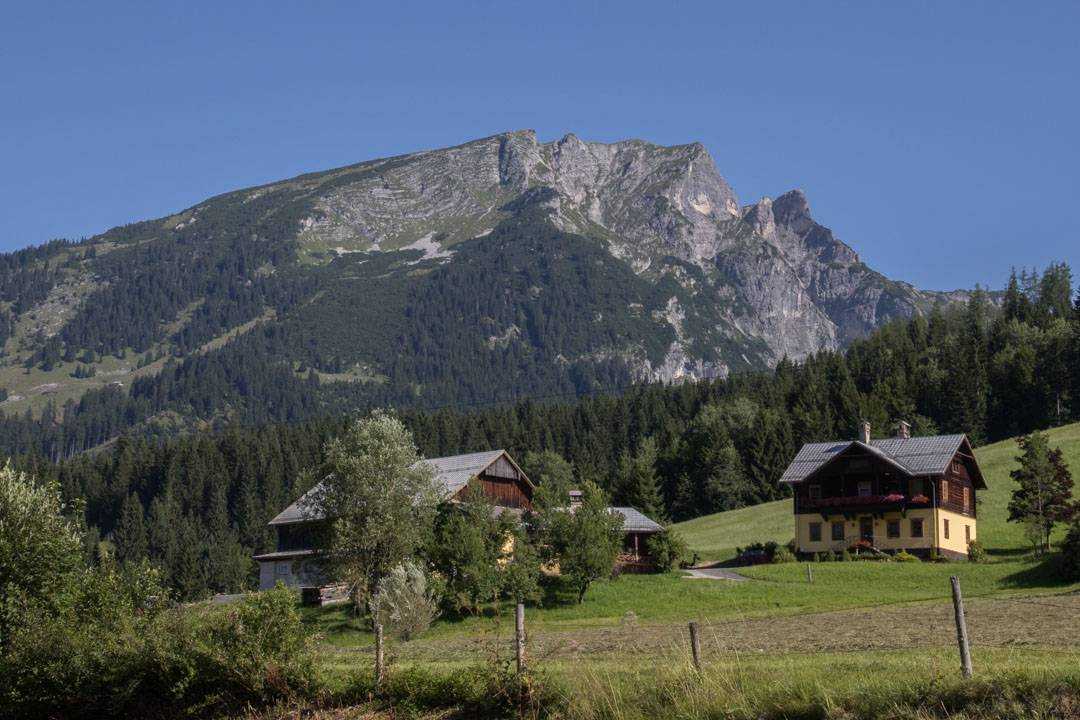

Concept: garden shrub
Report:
left=645, top=528, right=690, bottom=572
left=372, top=560, right=440, bottom=640
left=771, top=546, right=796, bottom=564
left=893, top=550, right=921, bottom=563
left=967, top=538, right=988, bottom=563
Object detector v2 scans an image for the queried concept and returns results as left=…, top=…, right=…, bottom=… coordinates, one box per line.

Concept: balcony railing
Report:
left=802, top=493, right=930, bottom=510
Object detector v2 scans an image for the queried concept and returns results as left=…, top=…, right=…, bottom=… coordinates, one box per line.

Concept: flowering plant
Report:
left=883, top=493, right=905, bottom=503
left=910, top=494, right=930, bottom=504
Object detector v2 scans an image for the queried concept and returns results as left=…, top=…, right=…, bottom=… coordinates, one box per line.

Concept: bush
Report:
left=771, top=546, right=796, bottom=564
left=840, top=549, right=852, bottom=562
left=1, top=581, right=316, bottom=719
left=967, top=539, right=988, bottom=563
left=893, top=550, right=921, bottom=563
left=821, top=550, right=836, bottom=562
left=372, top=561, right=439, bottom=640
left=645, top=528, right=690, bottom=572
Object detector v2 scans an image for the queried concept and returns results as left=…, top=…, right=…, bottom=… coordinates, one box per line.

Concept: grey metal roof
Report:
left=779, top=434, right=973, bottom=485
left=268, top=449, right=516, bottom=526
left=612, top=507, right=664, bottom=533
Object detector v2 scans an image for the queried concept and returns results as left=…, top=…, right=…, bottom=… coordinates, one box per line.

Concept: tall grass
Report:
left=561, top=645, right=1080, bottom=720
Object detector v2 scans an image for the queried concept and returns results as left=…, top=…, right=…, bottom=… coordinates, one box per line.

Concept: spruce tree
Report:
left=112, top=493, right=148, bottom=565
left=615, top=437, right=666, bottom=521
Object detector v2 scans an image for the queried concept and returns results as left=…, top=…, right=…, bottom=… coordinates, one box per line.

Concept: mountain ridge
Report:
left=0, top=130, right=979, bottom=440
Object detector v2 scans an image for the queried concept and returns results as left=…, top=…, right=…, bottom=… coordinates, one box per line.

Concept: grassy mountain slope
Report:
left=674, top=421, right=1080, bottom=561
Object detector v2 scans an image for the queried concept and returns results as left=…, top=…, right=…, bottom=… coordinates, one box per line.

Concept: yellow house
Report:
left=780, top=422, right=986, bottom=560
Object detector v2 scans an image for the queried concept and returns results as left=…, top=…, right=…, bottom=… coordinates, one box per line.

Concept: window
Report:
left=941, top=480, right=950, bottom=503
left=887, top=520, right=901, bottom=539
left=943, top=518, right=950, bottom=539
left=965, top=525, right=971, bottom=543
left=809, top=522, right=822, bottom=542
left=857, top=480, right=872, bottom=497
left=910, top=518, right=924, bottom=538
left=275, top=561, right=291, bottom=577
left=952, top=460, right=962, bottom=474
left=832, top=521, right=845, bottom=541
left=808, top=484, right=821, bottom=501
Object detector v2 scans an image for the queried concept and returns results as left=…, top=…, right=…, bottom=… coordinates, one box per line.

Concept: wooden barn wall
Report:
left=478, top=474, right=532, bottom=509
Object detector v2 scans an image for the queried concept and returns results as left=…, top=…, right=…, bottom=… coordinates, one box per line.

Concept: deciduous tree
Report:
left=1008, top=432, right=1077, bottom=552
left=310, top=411, right=442, bottom=615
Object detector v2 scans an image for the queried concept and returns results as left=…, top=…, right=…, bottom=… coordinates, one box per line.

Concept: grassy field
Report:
left=674, top=421, right=1080, bottom=561
left=299, top=423, right=1080, bottom=718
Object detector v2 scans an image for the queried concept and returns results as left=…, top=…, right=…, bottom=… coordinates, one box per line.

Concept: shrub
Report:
left=821, top=550, right=836, bottom=562
left=840, top=549, right=852, bottom=562
left=372, top=561, right=440, bottom=640
left=645, top=528, right=690, bottom=572
left=771, top=546, right=796, bottom=564
left=0, top=581, right=316, bottom=719
left=967, top=538, right=988, bottom=563
left=893, top=550, right=921, bottom=563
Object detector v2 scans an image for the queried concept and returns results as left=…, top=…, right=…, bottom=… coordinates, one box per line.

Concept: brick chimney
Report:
left=896, top=420, right=911, bottom=440
left=859, top=420, right=871, bottom=444
left=568, top=489, right=583, bottom=509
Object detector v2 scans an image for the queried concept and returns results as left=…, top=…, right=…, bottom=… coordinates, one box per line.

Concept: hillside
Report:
left=674, top=421, right=1080, bottom=560
left=0, top=131, right=973, bottom=453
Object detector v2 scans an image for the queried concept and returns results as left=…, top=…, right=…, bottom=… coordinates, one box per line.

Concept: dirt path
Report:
left=682, top=568, right=749, bottom=581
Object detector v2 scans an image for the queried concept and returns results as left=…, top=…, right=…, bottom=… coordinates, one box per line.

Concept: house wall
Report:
left=795, top=507, right=973, bottom=558
left=796, top=509, right=937, bottom=553
left=937, top=507, right=975, bottom=557
left=257, top=558, right=326, bottom=590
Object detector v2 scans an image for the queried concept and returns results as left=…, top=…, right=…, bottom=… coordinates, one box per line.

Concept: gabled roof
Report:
left=612, top=507, right=664, bottom=533
left=779, top=434, right=986, bottom=488
left=268, top=449, right=531, bottom=526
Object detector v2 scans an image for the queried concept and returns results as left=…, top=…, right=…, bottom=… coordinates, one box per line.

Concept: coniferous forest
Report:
left=6, top=263, right=1079, bottom=600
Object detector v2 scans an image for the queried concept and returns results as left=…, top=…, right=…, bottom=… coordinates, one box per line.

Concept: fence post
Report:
left=950, top=576, right=973, bottom=678
left=806, top=562, right=814, bottom=583
left=374, top=622, right=386, bottom=687
left=515, top=602, right=527, bottom=675
left=688, top=621, right=702, bottom=671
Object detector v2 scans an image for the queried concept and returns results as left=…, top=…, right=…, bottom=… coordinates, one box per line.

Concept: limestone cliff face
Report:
left=281, top=130, right=950, bottom=376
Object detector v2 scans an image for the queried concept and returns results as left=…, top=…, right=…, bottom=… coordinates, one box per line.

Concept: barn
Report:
left=253, top=449, right=534, bottom=590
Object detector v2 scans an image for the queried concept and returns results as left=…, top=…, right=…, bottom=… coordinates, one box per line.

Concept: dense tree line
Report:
left=3, top=263, right=1074, bottom=599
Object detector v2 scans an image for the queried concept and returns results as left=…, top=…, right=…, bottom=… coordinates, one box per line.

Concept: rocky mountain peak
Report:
left=772, top=189, right=813, bottom=232
left=742, top=197, right=777, bottom=241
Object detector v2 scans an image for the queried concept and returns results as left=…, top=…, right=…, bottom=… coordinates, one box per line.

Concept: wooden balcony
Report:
left=800, top=493, right=931, bottom=515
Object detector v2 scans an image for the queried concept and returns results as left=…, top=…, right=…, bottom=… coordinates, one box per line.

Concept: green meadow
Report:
left=297, top=423, right=1080, bottom=718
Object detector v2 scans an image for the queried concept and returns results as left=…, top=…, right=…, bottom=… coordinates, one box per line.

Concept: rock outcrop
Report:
left=288, top=130, right=948, bottom=377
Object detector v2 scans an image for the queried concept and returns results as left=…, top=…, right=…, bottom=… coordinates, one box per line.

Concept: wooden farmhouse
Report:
left=780, top=421, right=986, bottom=560
left=253, top=449, right=534, bottom=590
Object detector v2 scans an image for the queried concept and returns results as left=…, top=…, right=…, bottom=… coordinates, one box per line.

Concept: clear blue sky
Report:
left=2, top=1, right=1077, bottom=291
